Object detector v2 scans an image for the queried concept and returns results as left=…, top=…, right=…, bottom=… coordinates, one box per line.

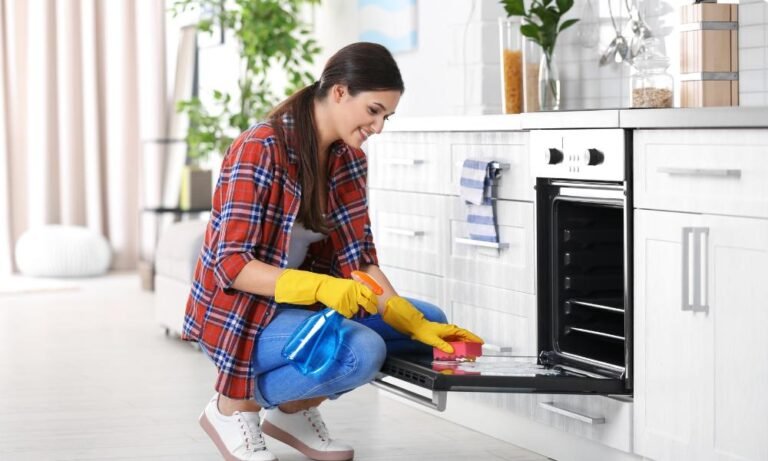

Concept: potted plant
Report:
left=172, top=0, right=321, bottom=208
left=500, top=0, right=578, bottom=110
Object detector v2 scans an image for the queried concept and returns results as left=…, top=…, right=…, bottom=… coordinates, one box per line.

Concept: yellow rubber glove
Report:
left=274, top=269, right=378, bottom=318
left=382, top=296, right=484, bottom=353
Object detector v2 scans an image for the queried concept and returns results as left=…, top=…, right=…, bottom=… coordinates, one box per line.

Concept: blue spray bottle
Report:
left=281, top=271, right=383, bottom=375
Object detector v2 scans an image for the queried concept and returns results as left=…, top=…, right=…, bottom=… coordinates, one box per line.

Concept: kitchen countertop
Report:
left=384, top=107, right=768, bottom=132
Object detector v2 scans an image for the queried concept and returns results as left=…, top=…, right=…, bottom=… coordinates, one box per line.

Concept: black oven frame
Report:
left=535, top=179, right=633, bottom=391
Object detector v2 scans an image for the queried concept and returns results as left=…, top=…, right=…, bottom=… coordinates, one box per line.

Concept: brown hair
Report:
left=268, top=42, right=404, bottom=233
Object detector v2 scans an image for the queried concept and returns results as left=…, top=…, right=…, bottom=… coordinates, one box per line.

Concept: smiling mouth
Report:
left=359, top=128, right=373, bottom=141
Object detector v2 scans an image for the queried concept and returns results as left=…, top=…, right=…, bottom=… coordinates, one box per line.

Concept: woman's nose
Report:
left=372, top=118, right=384, bottom=134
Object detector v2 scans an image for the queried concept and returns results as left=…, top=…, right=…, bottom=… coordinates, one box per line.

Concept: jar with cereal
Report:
left=499, top=17, right=522, bottom=114
left=630, top=37, right=674, bottom=108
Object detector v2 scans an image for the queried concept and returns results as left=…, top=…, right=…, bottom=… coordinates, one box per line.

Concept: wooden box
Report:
left=679, top=2, right=738, bottom=107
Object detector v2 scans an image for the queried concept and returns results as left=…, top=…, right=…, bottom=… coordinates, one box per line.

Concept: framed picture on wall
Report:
left=358, top=0, right=418, bottom=54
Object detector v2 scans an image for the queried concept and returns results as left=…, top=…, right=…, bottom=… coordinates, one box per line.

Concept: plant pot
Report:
left=179, top=166, right=212, bottom=210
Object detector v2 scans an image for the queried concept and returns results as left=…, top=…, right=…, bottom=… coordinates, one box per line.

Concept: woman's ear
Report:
left=332, top=84, right=347, bottom=103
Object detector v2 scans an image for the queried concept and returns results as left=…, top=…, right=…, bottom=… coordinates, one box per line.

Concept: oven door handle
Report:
left=371, top=375, right=447, bottom=412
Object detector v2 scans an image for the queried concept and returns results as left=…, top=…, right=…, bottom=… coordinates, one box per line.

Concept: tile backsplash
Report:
left=473, top=0, right=768, bottom=111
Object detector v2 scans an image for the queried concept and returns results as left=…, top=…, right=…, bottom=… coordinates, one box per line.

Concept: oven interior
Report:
left=547, top=197, right=628, bottom=376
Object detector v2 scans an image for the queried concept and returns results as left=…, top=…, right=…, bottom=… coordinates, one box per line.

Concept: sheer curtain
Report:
left=0, top=0, right=168, bottom=274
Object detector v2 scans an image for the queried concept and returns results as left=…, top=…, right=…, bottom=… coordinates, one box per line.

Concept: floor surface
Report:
left=0, top=273, right=546, bottom=461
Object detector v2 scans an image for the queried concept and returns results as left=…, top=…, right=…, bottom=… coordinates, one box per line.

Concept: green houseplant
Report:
left=500, top=0, right=578, bottom=110
left=172, top=0, right=322, bottom=164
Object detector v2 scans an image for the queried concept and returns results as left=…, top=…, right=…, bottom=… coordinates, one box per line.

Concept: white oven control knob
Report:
left=545, top=148, right=564, bottom=165
left=582, top=148, right=605, bottom=166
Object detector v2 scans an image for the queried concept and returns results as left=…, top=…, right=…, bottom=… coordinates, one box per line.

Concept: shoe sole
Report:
left=199, top=412, right=277, bottom=461
left=261, top=420, right=354, bottom=461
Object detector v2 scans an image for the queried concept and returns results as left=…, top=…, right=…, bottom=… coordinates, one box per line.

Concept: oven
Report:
left=372, top=129, right=632, bottom=411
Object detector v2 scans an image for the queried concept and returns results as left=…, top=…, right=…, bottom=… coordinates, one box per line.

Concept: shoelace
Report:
left=303, top=407, right=330, bottom=442
left=235, top=412, right=267, bottom=451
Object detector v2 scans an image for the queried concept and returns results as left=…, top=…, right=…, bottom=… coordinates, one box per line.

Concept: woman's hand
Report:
left=382, top=296, right=484, bottom=353
left=274, top=269, right=378, bottom=318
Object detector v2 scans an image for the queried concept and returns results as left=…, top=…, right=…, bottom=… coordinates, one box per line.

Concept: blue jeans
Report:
left=249, top=298, right=447, bottom=409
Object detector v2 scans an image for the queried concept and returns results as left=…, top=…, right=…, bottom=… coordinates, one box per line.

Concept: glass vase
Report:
left=522, top=38, right=540, bottom=112
left=498, top=18, right=522, bottom=114
left=538, top=51, right=560, bottom=111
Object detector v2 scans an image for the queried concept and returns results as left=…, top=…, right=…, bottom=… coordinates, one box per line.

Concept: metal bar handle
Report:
left=693, top=227, right=709, bottom=313
left=539, top=402, right=605, bottom=425
left=382, top=227, right=425, bottom=237
left=658, top=167, right=741, bottom=179
left=454, top=237, right=509, bottom=250
left=682, top=227, right=710, bottom=313
left=383, top=158, right=424, bottom=166
left=682, top=227, right=693, bottom=311
left=370, top=376, right=447, bottom=412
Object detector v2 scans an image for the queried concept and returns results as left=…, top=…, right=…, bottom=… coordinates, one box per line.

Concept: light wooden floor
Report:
left=0, top=273, right=547, bottom=461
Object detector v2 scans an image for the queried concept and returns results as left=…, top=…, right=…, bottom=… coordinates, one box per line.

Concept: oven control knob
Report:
left=583, top=148, right=605, bottom=166
left=545, top=148, right=564, bottom=165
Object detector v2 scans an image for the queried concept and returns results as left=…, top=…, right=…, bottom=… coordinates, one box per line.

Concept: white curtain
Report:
left=0, top=0, right=168, bottom=273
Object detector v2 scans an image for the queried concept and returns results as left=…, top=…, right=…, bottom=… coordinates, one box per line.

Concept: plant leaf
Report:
left=501, top=0, right=526, bottom=16
left=559, top=18, right=579, bottom=32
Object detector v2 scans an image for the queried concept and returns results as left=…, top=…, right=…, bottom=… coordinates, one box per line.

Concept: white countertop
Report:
left=383, top=107, right=768, bottom=132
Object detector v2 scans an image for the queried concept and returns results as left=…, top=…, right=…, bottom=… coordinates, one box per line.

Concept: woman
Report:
left=183, top=42, right=483, bottom=461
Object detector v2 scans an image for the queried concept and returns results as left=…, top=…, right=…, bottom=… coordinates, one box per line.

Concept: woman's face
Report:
left=331, top=86, right=401, bottom=149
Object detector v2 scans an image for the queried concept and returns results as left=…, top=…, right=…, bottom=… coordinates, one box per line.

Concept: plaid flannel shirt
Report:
left=182, top=115, right=378, bottom=399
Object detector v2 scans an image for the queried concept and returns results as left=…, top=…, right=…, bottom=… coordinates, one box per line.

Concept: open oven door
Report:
left=371, top=349, right=630, bottom=412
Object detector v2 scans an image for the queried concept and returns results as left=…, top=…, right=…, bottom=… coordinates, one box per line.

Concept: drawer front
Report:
left=449, top=131, right=533, bottom=202
left=533, top=394, right=633, bottom=453
left=447, top=280, right=536, bottom=355
left=634, top=129, right=768, bottom=218
left=369, top=190, right=447, bottom=276
left=366, top=132, right=451, bottom=194
left=447, top=198, right=535, bottom=293
left=379, top=265, right=444, bottom=309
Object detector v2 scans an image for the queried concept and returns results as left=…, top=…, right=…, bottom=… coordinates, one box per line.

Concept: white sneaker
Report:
left=199, top=395, right=278, bottom=461
left=262, top=407, right=354, bottom=461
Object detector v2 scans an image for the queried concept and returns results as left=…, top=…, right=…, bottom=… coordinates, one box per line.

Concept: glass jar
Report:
left=498, top=17, right=522, bottom=114
left=630, top=37, right=674, bottom=108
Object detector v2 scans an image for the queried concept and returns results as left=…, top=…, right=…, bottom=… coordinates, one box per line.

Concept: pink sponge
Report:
left=433, top=341, right=483, bottom=361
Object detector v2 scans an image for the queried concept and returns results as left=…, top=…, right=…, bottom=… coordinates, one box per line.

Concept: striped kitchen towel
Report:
left=459, top=159, right=500, bottom=243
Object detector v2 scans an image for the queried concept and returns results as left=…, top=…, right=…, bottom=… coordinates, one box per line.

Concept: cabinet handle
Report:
left=454, top=237, right=509, bottom=250
left=658, top=167, right=741, bottom=179
left=383, top=158, right=424, bottom=166
left=682, top=227, right=709, bottom=313
left=382, top=227, right=425, bottom=237
left=539, top=402, right=605, bottom=425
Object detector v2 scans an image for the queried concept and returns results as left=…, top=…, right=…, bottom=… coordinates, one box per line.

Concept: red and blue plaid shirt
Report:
left=182, top=114, right=378, bottom=399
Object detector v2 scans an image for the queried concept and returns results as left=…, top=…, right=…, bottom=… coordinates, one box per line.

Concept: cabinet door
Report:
left=634, top=209, right=709, bottom=461
left=635, top=210, right=768, bottom=461
left=705, top=214, right=768, bottom=461
left=368, top=190, right=448, bottom=276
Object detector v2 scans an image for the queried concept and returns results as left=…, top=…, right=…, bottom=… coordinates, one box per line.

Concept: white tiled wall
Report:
left=313, top=0, right=767, bottom=116
left=738, top=0, right=768, bottom=106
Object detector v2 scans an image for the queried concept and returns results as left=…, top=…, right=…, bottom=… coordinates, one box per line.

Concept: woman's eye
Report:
left=368, top=107, right=378, bottom=115
left=383, top=115, right=390, bottom=121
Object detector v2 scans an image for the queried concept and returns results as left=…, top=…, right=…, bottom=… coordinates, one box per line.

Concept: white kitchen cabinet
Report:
left=634, top=209, right=768, bottom=461
left=532, top=394, right=633, bottom=453
left=447, top=197, right=535, bottom=293
left=367, top=132, right=452, bottom=195
left=368, top=189, right=448, bottom=276
left=634, top=129, right=768, bottom=219
left=378, top=264, right=445, bottom=309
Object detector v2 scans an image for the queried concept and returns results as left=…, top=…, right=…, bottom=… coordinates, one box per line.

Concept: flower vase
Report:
left=538, top=51, right=560, bottom=111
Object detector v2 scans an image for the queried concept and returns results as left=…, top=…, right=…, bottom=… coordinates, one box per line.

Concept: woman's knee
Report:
left=337, top=324, right=386, bottom=384
left=404, top=298, right=448, bottom=323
